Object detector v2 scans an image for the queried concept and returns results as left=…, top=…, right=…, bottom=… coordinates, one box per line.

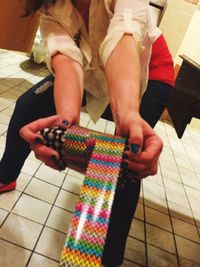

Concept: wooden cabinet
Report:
left=0, top=0, right=39, bottom=52
left=168, top=55, right=200, bottom=138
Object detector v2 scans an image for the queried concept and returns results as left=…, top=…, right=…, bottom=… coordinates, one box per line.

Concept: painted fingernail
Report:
left=50, top=155, right=57, bottom=162
left=62, top=120, right=69, bottom=126
left=123, top=153, right=129, bottom=160
left=125, top=145, right=130, bottom=151
left=131, top=144, right=140, bottom=154
left=34, top=137, right=43, bottom=144
left=121, top=161, right=129, bottom=169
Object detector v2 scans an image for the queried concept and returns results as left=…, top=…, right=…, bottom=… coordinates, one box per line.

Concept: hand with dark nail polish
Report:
left=34, top=137, right=43, bottom=144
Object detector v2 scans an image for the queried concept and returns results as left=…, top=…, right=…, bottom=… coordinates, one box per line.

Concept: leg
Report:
left=0, top=75, right=55, bottom=184
left=102, top=80, right=173, bottom=266
left=139, top=80, right=173, bottom=128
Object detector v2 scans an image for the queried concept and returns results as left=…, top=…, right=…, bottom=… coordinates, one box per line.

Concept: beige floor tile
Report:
left=0, top=97, right=13, bottom=110
left=0, top=88, right=23, bottom=101
left=35, top=226, right=65, bottom=261
left=179, top=257, right=200, bottom=267
left=178, top=166, right=199, bottom=179
left=0, top=213, right=43, bottom=249
left=0, top=208, right=8, bottom=224
left=182, top=174, right=200, bottom=191
left=35, top=164, right=66, bottom=186
left=124, top=237, right=146, bottom=266
left=172, top=217, right=200, bottom=243
left=163, top=177, right=185, bottom=194
left=147, top=172, right=163, bottom=186
left=146, top=224, right=176, bottom=254
left=24, top=178, right=59, bottom=204
left=46, top=206, right=72, bottom=233
left=0, top=122, right=7, bottom=135
left=160, top=166, right=182, bottom=183
left=55, top=189, right=78, bottom=212
left=147, top=244, right=179, bottom=267
left=22, top=158, right=41, bottom=176
left=13, top=194, right=52, bottom=224
left=28, top=253, right=58, bottom=267
left=144, top=193, right=168, bottom=214
left=16, top=172, right=32, bottom=192
left=159, top=158, right=179, bottom=173
left=0, top=190, right=21, bottom=210
left=168, top=201, right=195, bottom=225
left=176, top=159, right=194, bottom=172
left=67, top=169, right=85, bottom=180
left=192, top=210, right=200, bottom=228
left=143, top=179, right=166, bottom=200
left=0, top=135, right=6, bottom=149
left=0, top=239, right=31, bottom=267
left=62, top=175, right=82, bottom=194
left=0, top=83, right=10, bottom=94
left=0, top=111, right=11, bottom=125
left=165, top=187, right=190, bottom=209
left=134, top=202, right=144, bottom=221
left=184, top=186, right=200, bottom=213
left=175, top=235, right=200, bottom=264
left=129, top=218, right=145, bottom=242
left=28, top=151, right=41, bottom=162
left=145, top=206, right=172, bottom=232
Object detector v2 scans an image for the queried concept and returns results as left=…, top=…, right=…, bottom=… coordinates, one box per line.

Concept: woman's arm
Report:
left=52, top=53, right=84, bottom=124
left=105, top=34, right=140, bottom=123
left=105, top=34, right=163, bottom=179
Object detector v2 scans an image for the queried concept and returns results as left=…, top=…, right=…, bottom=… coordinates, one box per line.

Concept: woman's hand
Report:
left=19, top=114, right=74, bottom=171
left=116, top=111, right=163, bottom=179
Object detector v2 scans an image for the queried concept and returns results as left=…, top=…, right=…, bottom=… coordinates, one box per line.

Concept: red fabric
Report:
left=149, top=34, right=174, bottom=87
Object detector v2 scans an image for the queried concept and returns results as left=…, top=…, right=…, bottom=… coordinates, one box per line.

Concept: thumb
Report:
left=128, top=124, right=143, bottom=154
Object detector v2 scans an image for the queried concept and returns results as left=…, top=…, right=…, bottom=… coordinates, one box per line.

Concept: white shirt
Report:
left=38, top=0, right=161, bottom=122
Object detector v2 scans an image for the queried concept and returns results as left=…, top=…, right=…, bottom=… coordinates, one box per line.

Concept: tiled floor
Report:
left=0, top=49, right=200, bottom=267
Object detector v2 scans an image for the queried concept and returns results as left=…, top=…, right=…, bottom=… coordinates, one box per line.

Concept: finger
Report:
left=125, top=134, right=163, bottom=165
left=30, top=144, right=60, bottom=160
left=34, top=151, right=65, bottom=171
left=136, top=163, right=158, bottom=179
left=19, top=115, right=62, bottom=143
left=123, top=157, right=158, bottom=174
left=128, top=124, right=143, bottom=155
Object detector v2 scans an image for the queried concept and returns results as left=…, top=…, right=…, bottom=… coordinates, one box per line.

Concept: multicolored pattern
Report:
left=41, top=126, right=126, bottom=267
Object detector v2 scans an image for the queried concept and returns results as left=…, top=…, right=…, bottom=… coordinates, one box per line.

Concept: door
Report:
left=0, top=0, right=39, bottom=52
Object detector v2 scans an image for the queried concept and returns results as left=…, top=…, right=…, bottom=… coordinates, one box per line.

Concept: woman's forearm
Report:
left=105, top=34, right=141, bottom=122
left=52, top=53, right=84, bottom=123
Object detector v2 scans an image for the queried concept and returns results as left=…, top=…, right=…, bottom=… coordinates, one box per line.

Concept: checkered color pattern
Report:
left=41, top=126, right=126, bottom=267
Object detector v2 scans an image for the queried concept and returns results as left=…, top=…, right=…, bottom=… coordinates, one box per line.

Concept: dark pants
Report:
left=0, top=74, right=172, bottom=266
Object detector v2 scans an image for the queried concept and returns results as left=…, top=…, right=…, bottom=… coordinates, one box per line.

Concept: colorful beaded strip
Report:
left=41, top=126, right=126, bottom=267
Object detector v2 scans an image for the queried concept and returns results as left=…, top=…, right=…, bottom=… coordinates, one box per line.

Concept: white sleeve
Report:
left=39, top=14, right=83, bottom=74
left=100, top=0, right=150, bottom=66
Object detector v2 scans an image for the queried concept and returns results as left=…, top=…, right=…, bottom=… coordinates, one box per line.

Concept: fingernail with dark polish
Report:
left=125, top=145, right=130, bottom=151
left=34, top=137, right=43, bottom=144
left=123, top=153, right=129, bottom=160
left=50, top=155, right=57, bottom=162
left=131, top=144, right=140, bottom=154
left=121, top=161, right=129, bottom=169
left=62, top=120, right=69, bottom=126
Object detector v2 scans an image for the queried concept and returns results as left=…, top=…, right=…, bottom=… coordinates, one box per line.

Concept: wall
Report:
left=159, top=0, right=196, bottom=59
left=175, top=5, right=200, bottom=65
